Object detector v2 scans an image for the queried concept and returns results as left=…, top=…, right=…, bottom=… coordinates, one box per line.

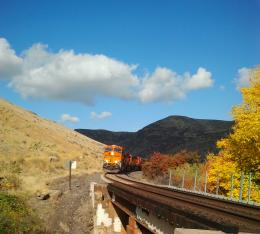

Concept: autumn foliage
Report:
left=206, top=153, right=259, bottom=202
left=206, top=67, right=260, bottom=202
left=141, top=67, right=260, bottom=203
left=216, top=70, right=260, bottom=173
left=142, top=150, right=199, bottom=180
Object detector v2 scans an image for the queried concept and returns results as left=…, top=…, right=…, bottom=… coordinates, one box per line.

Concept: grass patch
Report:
left=0, top=159, right=23, bottom=190
left=0, top=192, right=42, bottom=234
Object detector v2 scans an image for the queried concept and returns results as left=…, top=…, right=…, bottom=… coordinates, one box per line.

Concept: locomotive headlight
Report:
left=115, top=160, right=118, bottom=163
left=105, top=160, right=108, bottom=163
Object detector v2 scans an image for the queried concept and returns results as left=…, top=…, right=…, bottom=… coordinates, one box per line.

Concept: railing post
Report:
left=216, top=174, right=220, bottom=195
left=239, top=172, right=244, bottom=201
left=181, top=173, right=185, bottom=189
left=169, top=170, right=171, bottom=187
left=193, top=170, right=197, bottom=191
left=204, top=171, right=208, bottom=193
left=230, top=173, right=234, bottom=200
left=248, top=172, right=252, bottom=203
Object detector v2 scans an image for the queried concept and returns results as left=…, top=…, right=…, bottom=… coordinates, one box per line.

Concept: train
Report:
left=103, top=144, right=143, bottom=173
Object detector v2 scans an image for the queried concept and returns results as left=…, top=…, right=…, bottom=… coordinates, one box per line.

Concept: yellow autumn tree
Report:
left=217, top=67, right=260, bottom=173
left=207, top=66, right=260, bottom=202
left=207, top=153, right=259, bottom=202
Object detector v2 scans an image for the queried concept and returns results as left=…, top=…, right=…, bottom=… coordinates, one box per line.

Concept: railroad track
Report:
left=105, top=173, right=260, bottom=233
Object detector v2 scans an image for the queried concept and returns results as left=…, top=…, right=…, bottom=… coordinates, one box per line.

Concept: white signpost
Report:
left=71, top=160, right=77, bottom=169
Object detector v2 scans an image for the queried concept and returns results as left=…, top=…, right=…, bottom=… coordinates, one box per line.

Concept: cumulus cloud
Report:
left=0, top=38, right=22, bottom=79
left=0, top=37, right=215, bottom=104
left=184, top=67, right=213, bottom=90
left=138, top=67, right=213, bottom=103
left=9, top=43, right=139, bottom=104
left=90, top=111, right=112, bottom=120
left=234, top=67, right=251, bottom=90
left=61, top=114, right=79, bottom=123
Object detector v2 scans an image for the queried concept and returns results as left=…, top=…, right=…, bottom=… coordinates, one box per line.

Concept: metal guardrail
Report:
left=167, top=169, right=260, bottom=206
left=106, top=173, right=260, bottom=233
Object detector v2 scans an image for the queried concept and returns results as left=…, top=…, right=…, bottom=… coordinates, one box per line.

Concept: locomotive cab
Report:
left=103, top=145, right=123, bottom=172
left=103, top=144, right=143, bottom=173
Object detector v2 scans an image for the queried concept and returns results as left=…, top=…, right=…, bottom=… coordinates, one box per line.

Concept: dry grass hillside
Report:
left=0, top=98, right=104, bottom=193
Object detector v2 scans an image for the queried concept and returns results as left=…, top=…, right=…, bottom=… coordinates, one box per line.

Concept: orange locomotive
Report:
left=103, top=145, right=142, bottom=173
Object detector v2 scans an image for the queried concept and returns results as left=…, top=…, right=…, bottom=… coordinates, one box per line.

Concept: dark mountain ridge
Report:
left=76, top=116, right=233, bottom=160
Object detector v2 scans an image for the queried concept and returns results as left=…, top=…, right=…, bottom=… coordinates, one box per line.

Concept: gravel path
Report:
left=32, top=173, right=104, bottom=234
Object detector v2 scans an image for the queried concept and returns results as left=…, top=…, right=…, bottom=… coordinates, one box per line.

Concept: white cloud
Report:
left=184, top=67, right=213, bottom=90
left=90, top=111, right=112, bottom=120
left=0, top=38, right=22, bottom=79
left=61, top=114, right=79, bottom=123
left=0, top=37, right=215, bottom=104
left=9, top=42, right=139, bottom=104
left=234, top=67, right=251, bottom=90
left=138, top=67, right=213, bottom=103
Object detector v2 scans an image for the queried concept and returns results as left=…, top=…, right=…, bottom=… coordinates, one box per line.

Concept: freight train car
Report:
left=103, top=145, right=142, bottom=173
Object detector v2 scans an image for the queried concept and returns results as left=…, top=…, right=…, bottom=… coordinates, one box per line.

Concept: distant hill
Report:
left=0, top=99, right=104, bottom=191
left=76, top=116, right=233, bottom=160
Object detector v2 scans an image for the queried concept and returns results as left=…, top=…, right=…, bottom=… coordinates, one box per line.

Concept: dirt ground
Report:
left=30, top=173, right=104, bottom=234
left=29, top=171, right=145, bottom=234
left=127, top=171, right=148, bottom=183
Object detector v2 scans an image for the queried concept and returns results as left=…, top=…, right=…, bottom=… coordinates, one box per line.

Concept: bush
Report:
left=0, top=192, right=42, bottom=234
left=0, top=159, right=23, bottom=190
left=0, top=174, right=21, bottom=190
left=142, top=151, right=200, bottom=181
left=170, top=163, right=205, bottom=190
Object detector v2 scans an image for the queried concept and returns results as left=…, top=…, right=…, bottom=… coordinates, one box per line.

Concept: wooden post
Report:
left=69, top=160, right=72, bottom=190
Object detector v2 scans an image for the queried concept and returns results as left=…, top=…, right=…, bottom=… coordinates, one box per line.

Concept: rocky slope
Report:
left=76, top=116, right=233, bottom=159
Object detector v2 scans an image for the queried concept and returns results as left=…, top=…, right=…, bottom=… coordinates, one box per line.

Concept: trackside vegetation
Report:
left=0, top=192, right=42, bottom=234
left=142, top=67, right=260, bottom=203
left=206, top=67, right=260, bottom=202
left=0, top=160, right=43, bottom=233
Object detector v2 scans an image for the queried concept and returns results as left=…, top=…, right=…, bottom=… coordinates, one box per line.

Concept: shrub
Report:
left=0, top=192, right=42, bottom=234
left=142, top=151, right=200, bottom=181
left=0, top=160, right=23, bottom=190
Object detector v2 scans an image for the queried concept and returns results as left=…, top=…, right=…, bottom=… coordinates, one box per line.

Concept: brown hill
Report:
left=0, top=99, right=104, bottom=192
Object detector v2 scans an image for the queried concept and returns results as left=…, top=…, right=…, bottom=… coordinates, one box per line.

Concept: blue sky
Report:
left=0, top=0, right=259, bottom=131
